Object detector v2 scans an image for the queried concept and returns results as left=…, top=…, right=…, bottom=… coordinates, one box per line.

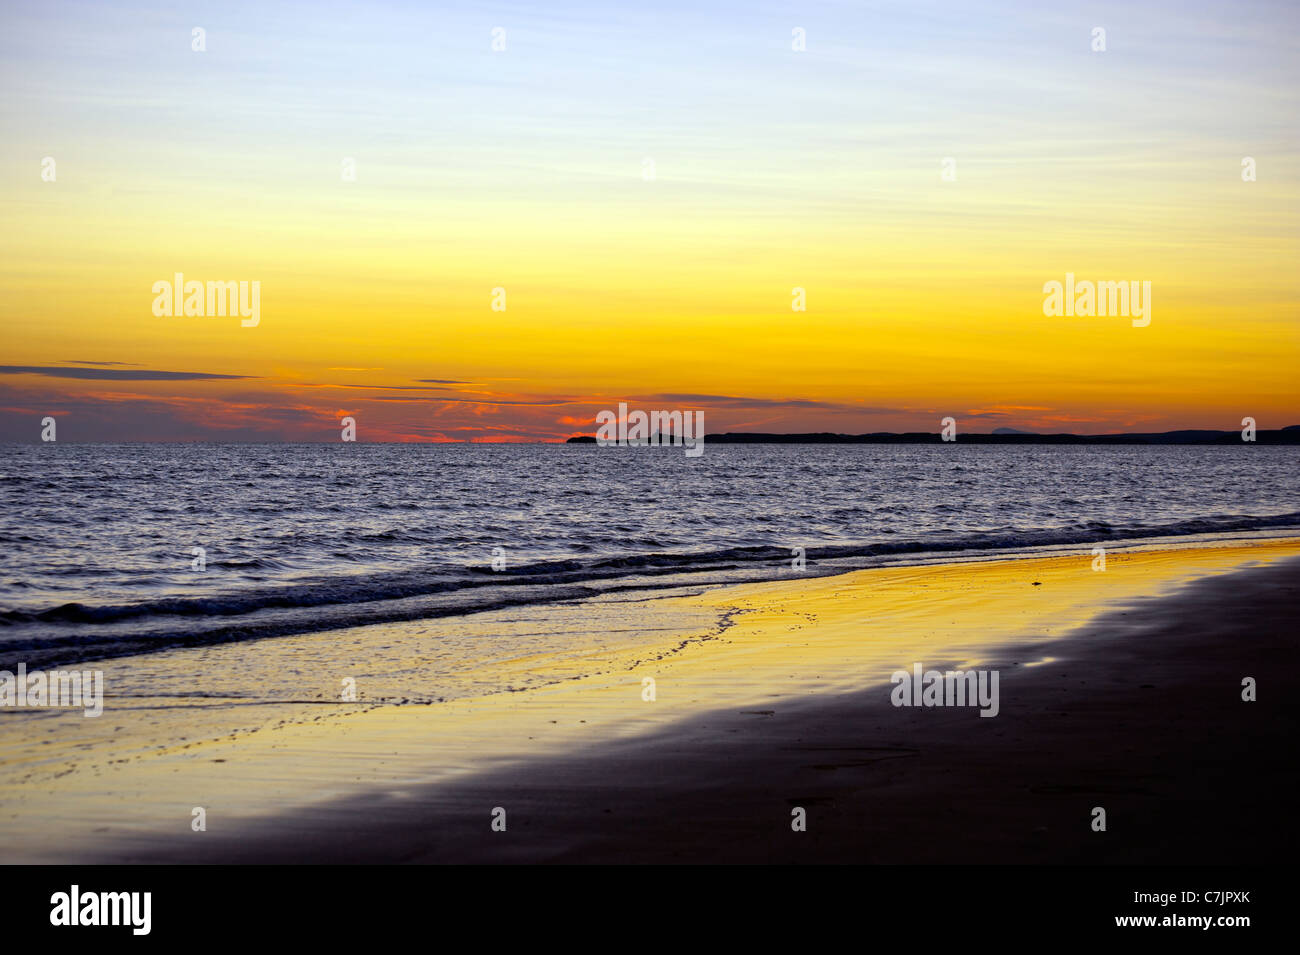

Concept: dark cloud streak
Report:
left=60, top=360, right=142, bottom=367
left=0, top=365, right=253, bottom=381
left=647, top=393, right=904, bottom=414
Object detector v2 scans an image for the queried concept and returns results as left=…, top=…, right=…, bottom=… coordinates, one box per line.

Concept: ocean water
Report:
left=1, top=443, right=1297, bottom=669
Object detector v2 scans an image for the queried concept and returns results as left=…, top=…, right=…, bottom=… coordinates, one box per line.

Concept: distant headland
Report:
left=566, top=426, right=1300, bottom=445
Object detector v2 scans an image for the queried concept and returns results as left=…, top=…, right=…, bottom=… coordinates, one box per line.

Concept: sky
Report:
left=2, top=0, right=1298, bottom=441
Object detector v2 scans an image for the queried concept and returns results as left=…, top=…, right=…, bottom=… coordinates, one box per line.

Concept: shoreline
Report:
left=1, top=538, right=1297, bottom=863
left=8, top=524, right=1299, bottom=673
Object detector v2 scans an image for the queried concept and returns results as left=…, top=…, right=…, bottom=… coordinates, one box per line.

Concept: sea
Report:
left=2, top=443, right=1297, bottom=670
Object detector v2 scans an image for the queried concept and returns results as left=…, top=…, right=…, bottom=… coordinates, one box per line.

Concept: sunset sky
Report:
left=2, top=0, right=1298, bottom=441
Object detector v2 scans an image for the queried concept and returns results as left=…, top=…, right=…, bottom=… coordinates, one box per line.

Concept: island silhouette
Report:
left=566, top=426, right=1300, bottom=445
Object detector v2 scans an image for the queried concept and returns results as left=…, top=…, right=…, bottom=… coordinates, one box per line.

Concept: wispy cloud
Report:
left=59, top=360, right=142, bottom=367
left=0, top=365, right=254, bottom=381
left=647, top=394, right=904, bottom=414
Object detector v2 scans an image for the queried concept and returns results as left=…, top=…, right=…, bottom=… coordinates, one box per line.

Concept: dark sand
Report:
left=112, top=555, right=1299, bottom=864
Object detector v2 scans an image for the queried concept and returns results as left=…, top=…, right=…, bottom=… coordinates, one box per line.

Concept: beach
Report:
left=4, top=0, right=1298, bottom=929
left=2, top=537, right=1296, bottom=864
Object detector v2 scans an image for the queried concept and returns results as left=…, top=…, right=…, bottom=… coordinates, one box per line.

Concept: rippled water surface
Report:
left=1, top=443, right=1296, bottom=666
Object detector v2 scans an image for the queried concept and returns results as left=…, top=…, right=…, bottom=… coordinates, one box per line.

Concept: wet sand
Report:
left=2, top=538, right=1297, bottom=863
